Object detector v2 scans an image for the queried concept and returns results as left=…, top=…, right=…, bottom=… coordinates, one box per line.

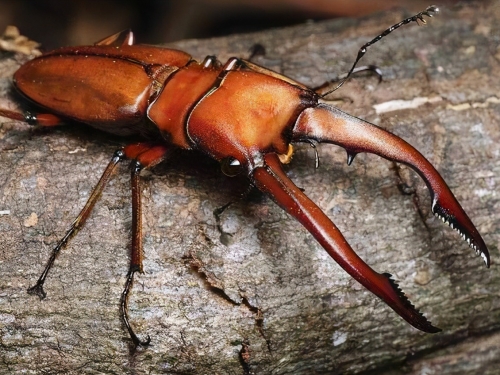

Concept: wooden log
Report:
left=0, top=3, right=498, bottom=374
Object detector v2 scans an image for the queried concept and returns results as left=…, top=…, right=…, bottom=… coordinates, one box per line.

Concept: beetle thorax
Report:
left=186, top=70, right=315, bottom=172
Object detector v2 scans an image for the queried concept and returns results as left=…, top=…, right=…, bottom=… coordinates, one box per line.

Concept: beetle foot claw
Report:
left=131, top=334, right=151, bottom=347
left=27, top=283, right=47, bottom=300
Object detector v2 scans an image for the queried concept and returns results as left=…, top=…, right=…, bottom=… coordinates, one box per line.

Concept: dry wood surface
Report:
left=0, top=2, right=499, bottom=374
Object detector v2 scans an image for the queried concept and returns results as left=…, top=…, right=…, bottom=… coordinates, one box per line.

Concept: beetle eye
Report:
left=221, top=157, right=243, bottom=176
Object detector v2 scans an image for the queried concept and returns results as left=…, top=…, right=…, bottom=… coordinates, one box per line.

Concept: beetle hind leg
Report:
left=0, top=108, right=63, bottom=126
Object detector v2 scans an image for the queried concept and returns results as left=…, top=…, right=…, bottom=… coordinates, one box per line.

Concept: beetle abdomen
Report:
left=14, top=46, right=192, bottom=136
left=15, top=55, right=153, bottom=135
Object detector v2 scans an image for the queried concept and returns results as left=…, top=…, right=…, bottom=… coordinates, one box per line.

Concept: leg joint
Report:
left=131, top=160, right=143, bottom=174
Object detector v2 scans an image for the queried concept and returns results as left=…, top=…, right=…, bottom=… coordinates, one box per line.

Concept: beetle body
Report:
left=0, top=7, right=490, bottom=347
left=15, top=43, right=313, bottom=164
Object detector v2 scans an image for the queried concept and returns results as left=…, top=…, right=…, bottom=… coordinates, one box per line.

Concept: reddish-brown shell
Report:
left=14, top=46, right=191, bottom=136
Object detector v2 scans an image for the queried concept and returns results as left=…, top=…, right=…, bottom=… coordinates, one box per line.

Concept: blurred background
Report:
left=0, top=0, right=461, bottom=48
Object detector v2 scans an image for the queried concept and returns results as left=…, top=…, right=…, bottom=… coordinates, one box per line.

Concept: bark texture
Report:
left=0, top=2, right=499, bottom=374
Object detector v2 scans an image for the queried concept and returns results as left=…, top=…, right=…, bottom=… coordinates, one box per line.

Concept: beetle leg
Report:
left=247, top=43, right=266, bottom=61
left=201, top=55, right=222, bottom=69
left=120, top=143, right=171, bottom=347
left=26, top=141, right=169, bottom=346
left=0, top=108, right=62, bottom=126
left=293, top=104, right=490, bottom=266
left=252, top=153, right=440, bottom=333
left=94, top=29, right=135, bottom=46
left=27, top=149, right=126, bottom=299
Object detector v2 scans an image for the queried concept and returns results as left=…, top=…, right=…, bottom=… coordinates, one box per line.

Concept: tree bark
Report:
left=0, top=3, right=499, bottom=374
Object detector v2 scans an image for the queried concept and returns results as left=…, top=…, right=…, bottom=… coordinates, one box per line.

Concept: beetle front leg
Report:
left=120, top=143, right=171, bottom=347
left=252, top=153, right=440, bottom=333
left=293, top=104, right=490, bottom=266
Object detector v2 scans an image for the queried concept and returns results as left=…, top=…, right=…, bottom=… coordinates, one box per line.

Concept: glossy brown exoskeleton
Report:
left=0, top=6, right=489, bottom=346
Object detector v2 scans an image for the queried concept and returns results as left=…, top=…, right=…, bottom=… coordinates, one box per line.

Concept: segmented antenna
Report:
left=322, top=5, right=439, bottom=97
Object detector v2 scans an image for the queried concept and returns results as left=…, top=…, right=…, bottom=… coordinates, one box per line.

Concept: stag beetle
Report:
left=0, top=6, right=490, bottom=346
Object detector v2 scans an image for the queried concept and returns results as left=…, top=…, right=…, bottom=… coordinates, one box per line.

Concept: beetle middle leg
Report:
left=27, top=149, right=126, bottom=299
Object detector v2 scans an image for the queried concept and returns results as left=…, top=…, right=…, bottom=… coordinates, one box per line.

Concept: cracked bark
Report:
left=0, top=2, right=499, bottom=374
